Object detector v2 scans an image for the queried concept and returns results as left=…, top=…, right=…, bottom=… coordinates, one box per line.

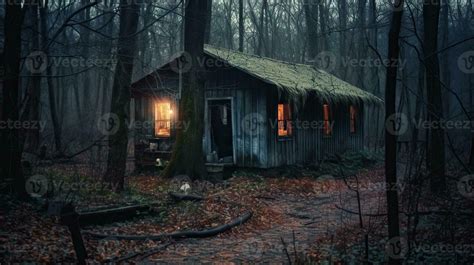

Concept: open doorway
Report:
left=207, top=99, right=234, bottom=164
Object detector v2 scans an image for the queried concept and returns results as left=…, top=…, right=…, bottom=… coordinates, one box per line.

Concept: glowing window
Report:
left=278, top=103, right=292, bottom=137
left=154, top=102, right=172, bottom=137
left=350, top=105, right=357, bottom=133
left=323, top=104, right=332, bottom=136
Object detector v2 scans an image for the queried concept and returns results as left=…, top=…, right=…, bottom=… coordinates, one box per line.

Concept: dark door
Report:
left=209, top=99, right=233, bottom=161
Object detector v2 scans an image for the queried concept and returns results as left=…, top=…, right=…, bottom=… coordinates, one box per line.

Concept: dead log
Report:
left=78, top=203, right=156, bottom=226
left=85, top=211, right=253, bottom=241
left=60, top=205, right=87, bottom=265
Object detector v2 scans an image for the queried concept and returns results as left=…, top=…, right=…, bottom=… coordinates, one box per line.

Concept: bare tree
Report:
left=238, top=0, right=244, bottom=52
left=384, top=1, right=404, bottom=264
left=163, top=0, right=210, bottom=180
left=103, top=0, right=141, bottom=191
left=423, top=0, right=446, bottom=193
left=1, top=0, right=27, bottom=197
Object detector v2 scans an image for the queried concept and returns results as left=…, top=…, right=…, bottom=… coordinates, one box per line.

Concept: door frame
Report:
left=204, top=97, right=237, bottom=165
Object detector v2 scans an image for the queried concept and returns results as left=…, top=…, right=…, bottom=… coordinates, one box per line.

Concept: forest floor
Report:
left=1, top=152, right=473, bottom=263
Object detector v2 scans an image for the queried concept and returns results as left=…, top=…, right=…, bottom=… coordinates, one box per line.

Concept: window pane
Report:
left=350, top=106, right=356, bottom=133
left=278, top=103, right=292, bottom=137
left=155, top=102, right=171, bottom=137
left=323, top=104, right=332, bottom=135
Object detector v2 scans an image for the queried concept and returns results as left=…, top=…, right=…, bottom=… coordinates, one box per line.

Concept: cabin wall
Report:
left=132, top=67, right=269, bottom=168
left=204, top=68, right=268, bottom=168
left=266, top=91, right=365, bottom=168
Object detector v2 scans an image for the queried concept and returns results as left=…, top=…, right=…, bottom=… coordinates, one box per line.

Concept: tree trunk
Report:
left=40, top=4, right=63, bottom=156
left=238, top=0, right=244, bottom=52
left=257, top=0, right=268, bottom=56
left=24, top=3, right=41, bottom=152
left=356, top=0, right=367, bottom=89
left=303, top=0, right=318, bottom=59
left=103, top=0, right=141, bottom=191
left=163, top=0, right=209, bottom=180
left=0, top=1, right=27, bottom=197
left=338, top=0, right=347, bottom=77
left=384, top=1, right=404, bottom=264
left=80, top=0, right=91, bottom=114
left=204, top=0, right=213, bottom=44
left=423, top=0, right=446, bottom=193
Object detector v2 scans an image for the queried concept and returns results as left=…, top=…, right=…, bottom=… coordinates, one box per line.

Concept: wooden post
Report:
left=60, top=205, right=87, bottom=265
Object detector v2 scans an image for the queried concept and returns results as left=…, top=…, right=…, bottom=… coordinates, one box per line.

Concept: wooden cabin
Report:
left=130, top=46, right=381, bottom=169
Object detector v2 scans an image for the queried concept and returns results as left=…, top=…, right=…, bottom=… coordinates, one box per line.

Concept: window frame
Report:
left=154, top=101, right=172, bottom=138
left=349, top=105, right=357, bottom=134
left=277, top=102, right=293, bottom=139
left=323, top=103, right=332, bottom=137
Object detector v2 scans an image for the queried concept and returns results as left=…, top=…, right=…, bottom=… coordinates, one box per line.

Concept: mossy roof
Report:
left=132, top=45, right=382, bottom=104
left=204, top=45, right=382, bottom=105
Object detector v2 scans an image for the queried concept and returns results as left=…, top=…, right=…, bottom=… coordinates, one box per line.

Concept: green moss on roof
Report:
left=204, top=45, right=382, bottom=104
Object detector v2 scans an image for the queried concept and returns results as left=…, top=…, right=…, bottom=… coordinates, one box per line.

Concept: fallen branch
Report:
left=78, top=204, right=157, bottom=226
left=85, top=211, right=253, bottom=241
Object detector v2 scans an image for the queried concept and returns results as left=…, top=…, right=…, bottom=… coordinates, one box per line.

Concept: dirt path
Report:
left=144, top=190, right=357, bottom=263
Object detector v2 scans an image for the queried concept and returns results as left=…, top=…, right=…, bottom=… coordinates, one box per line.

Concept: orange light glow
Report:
left=323, top=104, right=332, bottom=136
left=155, top=102, right=171, bottom=137
left=278, top=103, right=292, bottom=137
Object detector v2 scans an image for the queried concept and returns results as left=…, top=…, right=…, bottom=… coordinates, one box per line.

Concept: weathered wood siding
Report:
left=204, top=67, right=268, bottom=168
left=132, top=56, right=366, bottom=169
left=133, top=66, right=269, bottom=168
left=266, top=91, right=365, bottom=167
